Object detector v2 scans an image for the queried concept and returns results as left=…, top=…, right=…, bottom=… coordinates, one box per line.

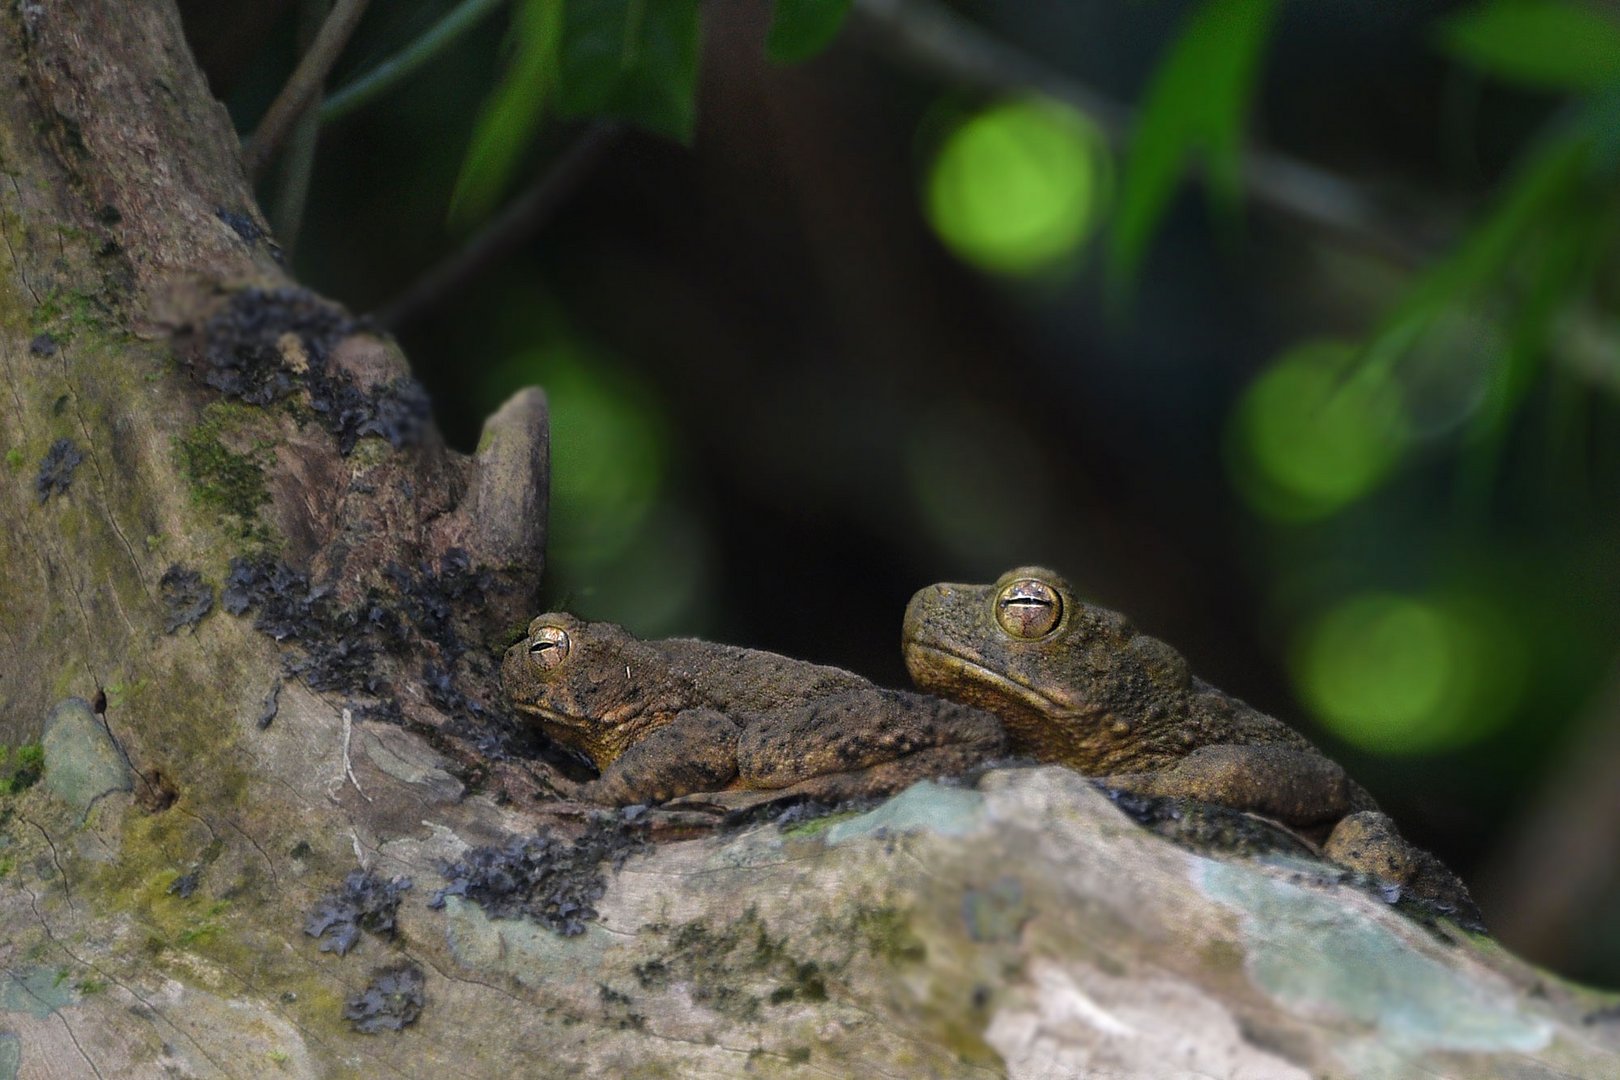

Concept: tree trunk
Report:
left=1, top=5, right=1617, bottom=1079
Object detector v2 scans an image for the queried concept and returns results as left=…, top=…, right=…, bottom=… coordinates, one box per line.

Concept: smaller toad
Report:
left=503, top=613, right=1005, bottom=806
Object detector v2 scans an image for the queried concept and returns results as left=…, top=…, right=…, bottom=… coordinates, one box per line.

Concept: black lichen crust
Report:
left=305, top=869, right=414, bottom=956
left=429, top=811, right=650, bottom=936
left=1585, top=1004, right=1620, bottom=1026
left=344, top=963, right=425, bottom=1034
left=223, top=554, right=406, bottom=697
left=1101, top=785, right=1319, bottom=859
left=214, top=207, right=264, bottom=247
left=197, top=287, right=429, bottom=454
left=256, top=679, right=282, bottom=730
left=35, top=437, right=83, bottom=502
left=221, top=549, right=577, bottom=781
left=387, top=550, right=505, bottom=741
left=1102, top=784, right=1487, bottom=932
left=223, top=551, right=490, bottom=729
left=386, top=548, right=489, bottom=659
left=159, top=564, right=214, bottom=633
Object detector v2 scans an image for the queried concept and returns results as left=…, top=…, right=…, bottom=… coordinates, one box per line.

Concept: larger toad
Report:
left=504, top=613, right=1004, bottom=806
left=903, top=566, right=1480, bottom=923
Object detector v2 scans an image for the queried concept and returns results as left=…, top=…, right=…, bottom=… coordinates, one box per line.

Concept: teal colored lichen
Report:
left=0, top=1032, right=19, bottom=1080
left=823, top=781, right=987, bottom=845
left=1201, top=861, right=1549, bottom=1054
left=0, top=967, right=78, bottom=1019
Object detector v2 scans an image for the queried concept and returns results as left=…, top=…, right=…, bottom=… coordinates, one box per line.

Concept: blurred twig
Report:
left=849, top=0, right=1431, bottom=269
left=244, top=0, right=373, bottom=179
left=375, top=122, right=621, bottom=331
left=271, top=0, right=332, bottom=256
left=1476, top=658, right=1620, bottom=967
left=321, top=0, right=512, bottom=124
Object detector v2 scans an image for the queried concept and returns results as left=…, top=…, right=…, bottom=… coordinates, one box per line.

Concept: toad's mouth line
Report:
left=904, top=642, right=1074, bottom=720
left=512, top=702, right=590, bottom=729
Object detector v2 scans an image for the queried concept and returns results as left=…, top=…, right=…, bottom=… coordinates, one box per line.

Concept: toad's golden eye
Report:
left=528, top=626, right=570, bottom=670
left=995, top=578, right=1062, bottom=639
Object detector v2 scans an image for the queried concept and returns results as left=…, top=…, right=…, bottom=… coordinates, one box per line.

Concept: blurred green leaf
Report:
left=1455, top=156, right=1615, bottom=502
left=1339, top=120, right=1610, bottom=511
left=449, top=0, right=562, bottom=226
left=1227, top=340, right=1410, bottom=521
left=1366, top=131, right=1595, bottom=378
left=554, top=0, right=702, bottom=141
left=1437, top=1, right=1620, bottom=93
left=1481, top=205, right=1594, bottom=430
left=1107, top=0, right=1280, bottom=294
left=766, top=0, right=852, bottom=63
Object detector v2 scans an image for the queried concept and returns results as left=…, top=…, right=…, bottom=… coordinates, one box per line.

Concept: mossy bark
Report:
left=0, top=6, right=1617, bottom=1080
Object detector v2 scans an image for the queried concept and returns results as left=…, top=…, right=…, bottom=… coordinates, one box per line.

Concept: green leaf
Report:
left=449, top=0, right=563, bottom=227
left=766, top=0, right=852, bottom=63
left=554, top=0, right=703, bottom=141
left=1351, top=126, right=1602, bottom=509
left=1106, top=0, right=1281, bottom=296
left=1437, top=1, right=1620, bottom=93
left=1366, top=130, right=1596, bottom=375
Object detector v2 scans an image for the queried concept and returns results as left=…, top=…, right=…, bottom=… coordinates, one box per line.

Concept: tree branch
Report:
left=270, top=0, right=332, bottom=255
left=243, top=0, right=373, bottom=179
left=376, top=122, right=621, bottom=331
left=321, top=0, right=512, bottom=124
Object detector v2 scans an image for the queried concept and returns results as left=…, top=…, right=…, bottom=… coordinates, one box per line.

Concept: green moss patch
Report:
left=634, top=907, right=829, bottom=1022
left=849, top=903, right=927, bottom=965
left=27, top=287, right=115, bottom=340
left=0, top=744, right=44, bottom=795
left=174, top=403, right=271, bottom=540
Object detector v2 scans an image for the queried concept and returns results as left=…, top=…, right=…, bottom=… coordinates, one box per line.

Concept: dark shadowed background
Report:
left=176, top=0, right=1620, bottom=985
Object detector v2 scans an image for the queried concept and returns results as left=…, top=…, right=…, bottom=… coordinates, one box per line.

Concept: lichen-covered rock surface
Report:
left=1, top=5, right=1617, bottom=1079
left=4, top=730, right=1617, bottom=1079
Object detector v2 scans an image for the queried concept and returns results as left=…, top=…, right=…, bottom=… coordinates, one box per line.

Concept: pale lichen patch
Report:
left=1200, top=860, right=1550, bottom=1055
left=823, top=779, right=988, bottom=845
left=985, top=958, right=1310, bottom=1079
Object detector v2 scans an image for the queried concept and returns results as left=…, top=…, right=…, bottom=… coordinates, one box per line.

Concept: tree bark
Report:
left=0, top=6, right=1617, bottom=1079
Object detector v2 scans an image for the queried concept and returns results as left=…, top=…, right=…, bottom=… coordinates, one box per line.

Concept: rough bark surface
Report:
left=0, top=5, right=1617, bottom=1080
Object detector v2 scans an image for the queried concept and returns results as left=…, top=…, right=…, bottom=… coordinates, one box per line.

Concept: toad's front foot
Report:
left=1324, top=811, right=1484, bottom=928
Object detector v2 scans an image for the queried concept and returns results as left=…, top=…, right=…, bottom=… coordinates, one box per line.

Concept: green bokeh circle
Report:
left=1228, top=341, right=1410, bottom=521
left=925, top=98, right=1111, bottom=275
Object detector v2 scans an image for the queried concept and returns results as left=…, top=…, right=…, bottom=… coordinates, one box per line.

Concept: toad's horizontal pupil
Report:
left=1005, top=598, right=1052, bottom=608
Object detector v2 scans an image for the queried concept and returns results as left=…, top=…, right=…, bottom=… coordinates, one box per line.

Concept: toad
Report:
left=903, top=566, right=1480, bottom=923
left=504, top=613, right=1005, bottom=807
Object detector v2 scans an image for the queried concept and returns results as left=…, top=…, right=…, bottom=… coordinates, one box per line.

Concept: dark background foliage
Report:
left=178, top=0, right=1620, bottom=984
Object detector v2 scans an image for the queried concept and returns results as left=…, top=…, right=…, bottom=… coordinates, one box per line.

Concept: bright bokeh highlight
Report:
left=1292, top=591, right=1525, bottom=754
left=925, top=98, right=1110, bottom=275
left=1228, top=340, right=1410, bottom=521
left=489, top=340, right=667, bottom=570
